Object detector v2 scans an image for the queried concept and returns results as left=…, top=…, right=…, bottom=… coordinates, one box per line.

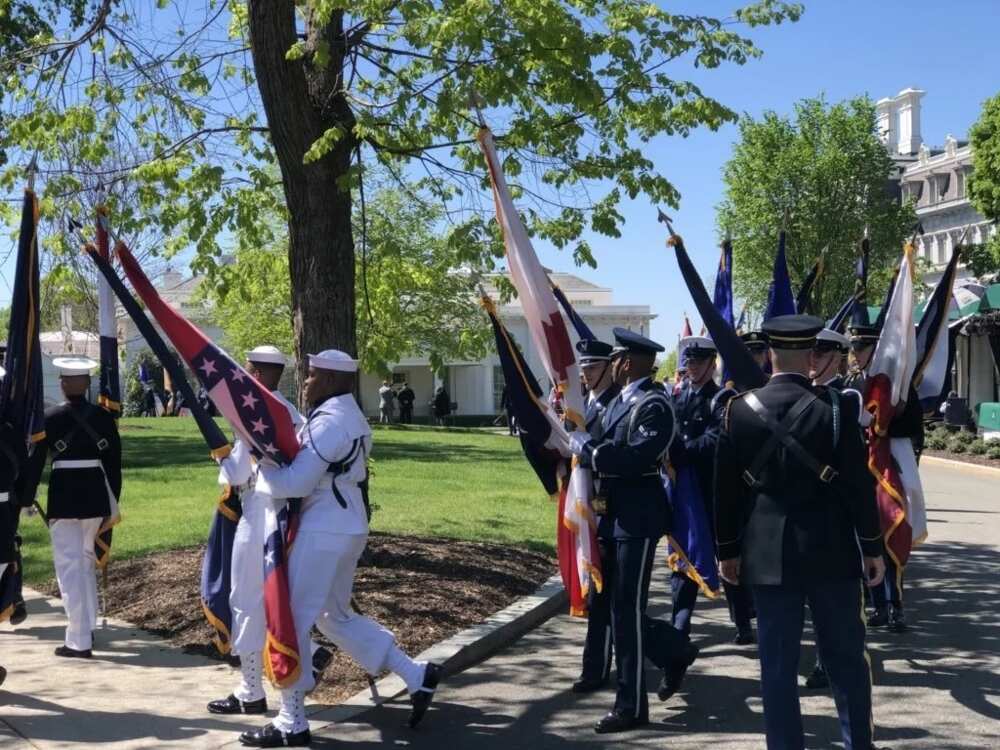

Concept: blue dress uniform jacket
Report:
left=22, top=398, right=122, bottom=520
left=669, top=379, right=721, bottom=506
left=714, top=374, right=883, bottom=586
left=579, top=379, right=675, bottom=540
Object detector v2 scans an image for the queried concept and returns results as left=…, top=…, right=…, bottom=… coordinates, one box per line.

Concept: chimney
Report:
left=895, top=88, right=925, bottom=156
left=60, top=304, right=73, bottom=353
left=875, top=96, right=897, bottom=153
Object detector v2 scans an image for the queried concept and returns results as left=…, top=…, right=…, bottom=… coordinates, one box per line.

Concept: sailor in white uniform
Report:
left=239, top=350, right=441, bottom=748
left=208, top=346, right=308, bottom=716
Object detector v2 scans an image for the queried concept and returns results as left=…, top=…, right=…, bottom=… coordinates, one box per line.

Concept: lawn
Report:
left=18, top=419, right=555, bottom=584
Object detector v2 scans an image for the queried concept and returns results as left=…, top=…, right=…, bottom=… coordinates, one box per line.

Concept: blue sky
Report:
left=530, top=0, right=1000, bottom=349
left=3, top=0, right=998, bottom=353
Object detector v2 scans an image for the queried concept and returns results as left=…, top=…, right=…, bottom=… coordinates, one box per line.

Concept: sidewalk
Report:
left=2, top=460, right=998, bottom=749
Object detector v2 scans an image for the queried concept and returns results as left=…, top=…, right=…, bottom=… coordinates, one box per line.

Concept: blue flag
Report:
left=764, top=231, right=796, bottom=321
left=665, top=466, right=721, bottom=598
left=713, top=240, right=735, bottom=327
left=551, top=281, right=596, bottom=341
left=851, top=237, right=871, bottom=327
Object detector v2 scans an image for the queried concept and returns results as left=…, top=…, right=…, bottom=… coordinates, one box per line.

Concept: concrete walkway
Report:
left=2, top=460, right=998, bottom=749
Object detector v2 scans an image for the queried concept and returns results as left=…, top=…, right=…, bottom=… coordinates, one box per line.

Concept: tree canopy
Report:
left=968, top=90, right=1000, bottom=271
left=2, top=0, right=802, bottom=381
left=717, top=95, right=916, bottom=318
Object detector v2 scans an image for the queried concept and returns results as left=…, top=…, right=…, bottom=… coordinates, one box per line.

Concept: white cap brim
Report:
left=53, top=356, right=98, bottom=375
left=247, top=348, right=287, bottom=365
left=308, top=351, right=358, bottom=373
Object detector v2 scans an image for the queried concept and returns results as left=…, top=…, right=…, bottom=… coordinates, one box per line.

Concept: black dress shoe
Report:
left=572, top=675, right=606, bottom=693
left=54, top=645, right=92, bottom=659
left=10, top=601, right=27, bottom=626
left=888, top=607, right=907, bottom=633
left=239, top=723, right=310, bottom=748
left=868, top=607, right=888, bottom=627
left=594, top=710, right=648, bottom=734
left=657, top=642, right=699, bottom=701
left=207, top=693, right=268, bottom=715
left=805, top=663, right=829, bottom=689
left=312, top=645, right=333, bottom=683
left=733, top=628, right=756, bottom=645
left=409, top=662, right=443, bottom=728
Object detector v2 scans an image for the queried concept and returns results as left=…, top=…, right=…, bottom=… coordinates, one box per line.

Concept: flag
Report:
left=665, top=466, right=721, bottom=599
left=851, top=237, right=871, bottom=327
left=669, top=233, right=766, bottom=392
left=764, top=230, right=795, bottom=321
left=864, top=244, right=926, bottom=578
left=735, top=306, right=747, bottom=333
left=712, top=240, right=735, bottom=384
left=479, top=126, right=599, bottom=616
left=829, top=291, right=861, bottom=333
left=795, top=249, right=825, bottom=315
left=913, top=246, right=961, bottom=413
left=482, top=296, right=589, bottom=612
left=551, top=281, right=596, bottom=341
left=138, top=363, right=165, bottom=416
left=92, top=207, right=123, bottom=569
left=114, top=242, right=302, bottom=686
left=83, top=243, right=241, bottom=652
left=0, top=189, right=46, bottom=623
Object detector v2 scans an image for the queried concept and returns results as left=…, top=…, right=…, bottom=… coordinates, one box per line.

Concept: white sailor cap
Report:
left=678, top=336, right=716, bottom=357
left=247, top=345, right=287, bottom=366
left=0, top=365, right=5, bottom=379
left=53, top=356, right=98, bottom=376
left=308, top=349, right=358, bottom=373
left=815, top=328, right=850, bottom=352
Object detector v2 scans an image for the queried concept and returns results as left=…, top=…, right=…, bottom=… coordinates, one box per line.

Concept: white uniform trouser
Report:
left=50, top=518, right=102, bottom=651
left=230, top=491, right=266, bottom=655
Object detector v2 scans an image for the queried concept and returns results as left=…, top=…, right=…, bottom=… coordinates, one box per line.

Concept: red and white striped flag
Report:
left=478, top=127, right=601, bottom=615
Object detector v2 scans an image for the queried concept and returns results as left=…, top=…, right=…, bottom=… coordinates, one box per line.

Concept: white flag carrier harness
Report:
left=306, top=412, right=367, bottom=510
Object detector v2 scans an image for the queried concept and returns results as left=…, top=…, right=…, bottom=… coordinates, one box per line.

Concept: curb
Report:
left=298, top=573, right=567, bottom=734
left=921, top=453, right=1000, bottom=477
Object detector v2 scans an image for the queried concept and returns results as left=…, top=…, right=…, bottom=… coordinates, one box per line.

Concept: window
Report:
left=957, top=171, right=965, bottom=198
left=493, top=366, right=506, bottom=412
left=391, top=372, right=408, bottom=385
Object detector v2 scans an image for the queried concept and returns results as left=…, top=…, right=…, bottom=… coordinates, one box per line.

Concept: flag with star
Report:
left=114, top=242, right=302, bottom=686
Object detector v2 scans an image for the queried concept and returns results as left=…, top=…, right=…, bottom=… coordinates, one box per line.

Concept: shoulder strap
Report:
left=741, top=391, right=838, bottom=487
left=54, top=403, right=109, bottom=455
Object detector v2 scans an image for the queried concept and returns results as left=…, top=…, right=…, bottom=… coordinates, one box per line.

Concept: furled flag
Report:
left=864, top=244, right=927, bottom=577
left=735, top=305, right=747, bottom=334
left=712, top=240, right=735, bottom=385
left=551, top=280, right=596, bottom=341
left=851, top=237, right=871, bottom=327
left=482, top=296, right=589, bottom=610
left=669, top=229, right=766, bottom=392
left=83, top=241, right=240, bottom=653
left=795, top=249, right=826, bottom=315
left=479, top=126, right=598, bottom=616
left=0, top=186, right=45, bottom=623
left=764, top=230, right=796, bottom=321
left=665, top=464, right=721, bottom=598
left=92, top=207, right=122, bottom=569
left=138, top=362, right=165, bottom=416
left=114, top=242, right=302, bottom=686
left=913, top=246, right=962, bottom=413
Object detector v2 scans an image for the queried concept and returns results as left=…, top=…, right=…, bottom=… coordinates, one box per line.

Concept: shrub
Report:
left=987, top=446, right=1000, bottom=461
left=969, top=439, right=988, bottom=455
left=926, top=435, right=948, bottom=451
left=950, top=440, right=968, bottom=454
left=954, top=430, right=976, bottom=445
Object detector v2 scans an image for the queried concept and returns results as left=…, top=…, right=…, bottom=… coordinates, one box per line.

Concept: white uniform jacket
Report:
left=256, top=393, right=370, bottom=536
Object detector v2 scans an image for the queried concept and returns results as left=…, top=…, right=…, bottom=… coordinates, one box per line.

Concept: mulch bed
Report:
left=41, top=533, right=556, bottom=705
left=923, top=449, right=1000, bottom=469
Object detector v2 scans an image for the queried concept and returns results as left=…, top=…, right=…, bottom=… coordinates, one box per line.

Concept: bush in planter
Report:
left=969, top=439, right=988, bottom=455
left=926, top=435, right=948, bottom=451
left=987, top=446, right=1000, bottom=461
left=950, top=439, right=968, bottom=454
left=953, top=431, right=976, bottom=445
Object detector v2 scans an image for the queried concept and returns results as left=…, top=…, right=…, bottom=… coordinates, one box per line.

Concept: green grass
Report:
left=19, top=419, right=555, bottom=584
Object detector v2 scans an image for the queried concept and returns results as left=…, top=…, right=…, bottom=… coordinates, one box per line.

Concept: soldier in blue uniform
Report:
left=669, top=336, right=754, bottom=645
left=715, top=315, right=887, bottom=750
left=571, top=328, right=696, bottom=734
left=571, top=338, right=621, bottom=693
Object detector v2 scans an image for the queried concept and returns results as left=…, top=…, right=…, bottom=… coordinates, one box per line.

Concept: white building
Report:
left=356, top=271, right=656, bottom=420
left=879, top=87, right=999, bottom=413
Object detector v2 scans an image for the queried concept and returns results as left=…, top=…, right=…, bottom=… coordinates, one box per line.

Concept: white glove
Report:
left=568, top=431, right=589, bottom=455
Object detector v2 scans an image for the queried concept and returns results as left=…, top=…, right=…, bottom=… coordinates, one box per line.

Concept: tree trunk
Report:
left=247, top=2, right=356, bottom=393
